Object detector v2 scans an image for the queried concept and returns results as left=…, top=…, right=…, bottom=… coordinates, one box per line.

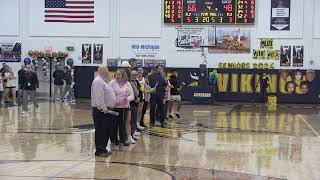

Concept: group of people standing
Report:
left=0, top=62, right=75, bottom=114
left=0, top=63, right=40, bottom=113
left=52, top=64, right=75, bottom=103
left=91, top=64, right=183, bottom=157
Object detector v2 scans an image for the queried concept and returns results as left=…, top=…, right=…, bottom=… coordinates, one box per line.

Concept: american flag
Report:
left=45, top=0, right=94, bottom=23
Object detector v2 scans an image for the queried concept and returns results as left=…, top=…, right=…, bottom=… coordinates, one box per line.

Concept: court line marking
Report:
left=298, top=114, right=320, bottom=138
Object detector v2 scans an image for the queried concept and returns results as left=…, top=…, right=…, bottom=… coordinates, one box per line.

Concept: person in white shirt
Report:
left=91, top=66, right=118, bottom=157
left=136, top=67, right=146, bottom=129
left=3, top=66, right=17, bottom=105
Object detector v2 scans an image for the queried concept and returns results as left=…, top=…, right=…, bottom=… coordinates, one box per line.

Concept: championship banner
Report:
left=270, top=0, right=291, bottom=31
left=107, top=59, right=118, bottom=67
left=144, top=59, right=166, bottom=68
left=93, top=44, right=103, bottom=64
left=280, top=46, right=291, bottom=67
left=267, top=50, right=280, bottom=60
left=82, top=44, right=92, bottom=64
left=292, top=46, right=304, bottom=67
left=260, top=39, right=273, bottom=49
left=253, top=49, right=266, bottom=60
left=144, top=59, right=157, bottom=68
left=0, top=43, right=21, bottom=62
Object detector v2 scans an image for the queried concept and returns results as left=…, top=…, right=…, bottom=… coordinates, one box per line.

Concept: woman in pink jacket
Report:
left=110, top=69, right=134, bottom=147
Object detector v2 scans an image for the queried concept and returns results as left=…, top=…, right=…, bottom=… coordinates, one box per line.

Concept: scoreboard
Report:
left=164, top=0, right=255, bottom=24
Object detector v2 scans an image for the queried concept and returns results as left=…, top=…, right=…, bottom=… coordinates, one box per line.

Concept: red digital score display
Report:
left=164, top=0, right=182, bottom=23
left=163, top=0, right=255, bottom=24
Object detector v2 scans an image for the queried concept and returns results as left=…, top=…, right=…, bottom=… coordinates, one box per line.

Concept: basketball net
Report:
left=191, top=41, right=207, bottom=64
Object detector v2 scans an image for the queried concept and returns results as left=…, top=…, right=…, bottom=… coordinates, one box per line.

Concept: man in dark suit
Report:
left=148, top=65, right=167, bottom=128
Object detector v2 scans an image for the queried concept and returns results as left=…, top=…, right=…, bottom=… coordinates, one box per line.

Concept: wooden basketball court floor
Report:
left=0, top=101, right=320, bottom=180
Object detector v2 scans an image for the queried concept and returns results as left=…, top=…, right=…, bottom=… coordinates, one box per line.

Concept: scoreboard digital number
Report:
left=164, top=0, right=255, bottom=24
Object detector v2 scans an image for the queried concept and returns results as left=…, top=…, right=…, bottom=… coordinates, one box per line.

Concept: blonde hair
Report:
left=117, top=68, right=128, bottom=82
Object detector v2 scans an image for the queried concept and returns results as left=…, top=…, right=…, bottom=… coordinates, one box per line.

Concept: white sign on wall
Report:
left=131, top=42, right=160, bottom=58
left=176, top=27, right=211, bottom=47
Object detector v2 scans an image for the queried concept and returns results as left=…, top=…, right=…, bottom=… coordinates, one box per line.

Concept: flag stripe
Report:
left=45, top=10, right=94, bottom=13
left=45, top=15, right=94, bottom=18
left=64, top=6, right=94, bottom=8
left=65, top=1, right=94, bottom=4
left=44, top=20, right=94, bottom=23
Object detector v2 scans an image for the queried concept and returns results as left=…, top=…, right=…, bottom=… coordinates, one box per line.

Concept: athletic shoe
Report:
left=134, top=131, right=141, bottom=136
left=128, top=136, right=136, bottom=144
left=176, top=113, right=181, bottom=118
left=133, top=135, right=140, bottom=140
left=169, top=114, right=174, bottom=119
left=123, top=141, right=130, bottom=146
left=155, top=121, right=161, bottom=127
left=136, top=124, right=145, bottom=131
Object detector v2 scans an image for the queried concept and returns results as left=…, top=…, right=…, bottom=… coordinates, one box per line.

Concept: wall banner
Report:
left=82, top=44, right=92, bottom=64
left=260, top=39, right=273, bottom=49
left=75, top=67, right=320, bottom=104
left=208, top=27, right=251, bottom=54
left=131, top=42, right=160, bottom=58
left=253, top=49, right=267, bottom=60
left=0, top=43, right=21, bottom=62
left=292, top=46, right=304, bottom=67
left=270, top=0, right=291, bottom=31
left=280, top=46, right=291, bottom=67
left=93, top=44, right=103, bottom=64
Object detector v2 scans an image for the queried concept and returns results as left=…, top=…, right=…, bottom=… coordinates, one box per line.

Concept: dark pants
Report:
left=92, top=108, right=113, bottom=155
left=261, top=88, right=268, bottom=102
left=164, top=101, right=170, bottom=118
left=111, top=108, right=128, bottom=144
left=150, top=94, right=165, bottom=124
left=140, top=101, right=148, bottom=124
left=130, top=106, right=138, bottom=136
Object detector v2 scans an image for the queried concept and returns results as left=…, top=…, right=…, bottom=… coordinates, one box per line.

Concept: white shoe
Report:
left=128, top=136, right=136, bottom=144
left=155, top=121, right=161, bottom=127
left=21, top=111, right=27, bottom=114
left=13, top=103, right=18, bottom=106
left=134, top=131, right=141, bottom=136
left=137, top=124, right=145, bottom=131
left=133, top=134, right=140, bottom=140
